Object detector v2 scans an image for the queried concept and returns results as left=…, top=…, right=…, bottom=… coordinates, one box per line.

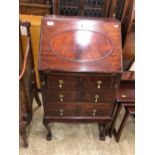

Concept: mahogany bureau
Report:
left=39, top=15, right=123, bottom=140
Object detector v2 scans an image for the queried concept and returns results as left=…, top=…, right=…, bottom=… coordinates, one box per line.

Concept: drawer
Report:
left=82, top=75, right=114, bottom=91
left=47, top=74, right=80, bottom=90
left=45, top=90, right=79, bottom=102
left=82, top=89, right=116, bottom=103
left=45, top=103, right=113, bottom=117
left=45, top=89, right=115, bottom=103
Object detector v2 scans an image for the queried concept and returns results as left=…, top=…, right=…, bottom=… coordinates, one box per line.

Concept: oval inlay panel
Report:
left=50, top=30, right=113, bottom=62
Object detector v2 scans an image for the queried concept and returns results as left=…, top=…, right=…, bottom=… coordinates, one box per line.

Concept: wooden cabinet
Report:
left=20, top=0, right=111, bottom=17
left=58, top=0, right=110, bottom=17
left=39, top=16, right=123, bottom=140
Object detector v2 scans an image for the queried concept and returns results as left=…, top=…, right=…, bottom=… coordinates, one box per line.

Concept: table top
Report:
left=39, top=15, right=123, bottom=73
left=116, top=81, right=135, bottom=103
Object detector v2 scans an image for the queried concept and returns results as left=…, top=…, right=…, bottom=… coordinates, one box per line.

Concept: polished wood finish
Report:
left=39, top=16, right=122, bottom=72
left=122, top=0, right=135, bottom=70
left=104, top=0, right=135, bottom=70
left=19, top=21, right=42, bottom=148
left=109, top=71, right=135, bottom=141
left=108, top=0, right=117, bottom=17
left=123, top=31, right=135, bottom=70
left=121, top=0, right=135, bottom=45
left=39, top=16, right=122, bottom=140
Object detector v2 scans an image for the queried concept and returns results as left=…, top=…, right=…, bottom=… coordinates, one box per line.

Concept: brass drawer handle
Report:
left=97, top=80, right=102, bottom=89
left=59, top=94, right=64, bottom=102
left=92, top=109, right=97, bottom=116
left=59, top=109, right=64, bottom=116
left=58, top=79, right=63, bottom=88
left=121, top=94, right=127, bottom=98
left=94, top=95, right=99, bottom=103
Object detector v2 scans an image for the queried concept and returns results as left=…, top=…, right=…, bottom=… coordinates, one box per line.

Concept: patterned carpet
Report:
left=19, top=96, right=135, bottom=155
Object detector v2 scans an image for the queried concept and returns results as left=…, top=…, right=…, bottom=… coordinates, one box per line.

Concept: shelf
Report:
left=19, top=2, right=51, bottom=8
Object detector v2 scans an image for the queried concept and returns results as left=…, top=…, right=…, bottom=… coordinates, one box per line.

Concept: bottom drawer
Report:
left=44, top=103, right=113, bottom=117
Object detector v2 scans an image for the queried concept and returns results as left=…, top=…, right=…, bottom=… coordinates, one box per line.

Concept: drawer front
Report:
left=82, top=89, right=116, bottom=103
left=45, top=89, right=115, bottom=103
left=82, top=75, right=113, bottom=91
left=45, top=90, right=79, bottom=102
left=45, top=103, right=113, bottom=117
left=47, top=74, right=80, bottom=90
left=46, top=74, right=119, bottom=91
left=43, top=73, right=120, bottom=103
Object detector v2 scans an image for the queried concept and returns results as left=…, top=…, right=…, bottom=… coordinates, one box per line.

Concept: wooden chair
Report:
left=109, top=71, right=135, bottom=142
left=121, top=0, right=135, bottom=46
left=120, top=0, right=135, bottom=71
left=122, top=0, right=135, bottom=70
left=108, top=0, right=135, bottom=43
left=19, top=21, right=42, bottom=148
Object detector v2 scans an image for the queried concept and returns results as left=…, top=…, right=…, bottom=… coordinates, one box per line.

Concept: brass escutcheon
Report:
left=94, top=95, right=99, bottom=103
left=59, top=109, right=64, bottom=116
left=92, top=109, right=97, bottom=116
left=59, top=94, right=64, bottom=102
left=58, top=79, right=63, bottom=88
left=97, top=80, right=102, bottom=89
left=121, top=94, right=127, bottom=98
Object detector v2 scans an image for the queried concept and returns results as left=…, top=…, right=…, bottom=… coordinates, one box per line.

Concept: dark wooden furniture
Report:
left=57, top=0, right=111, bottom=17
left=121, top=0, right=135, bottom=46
left=39, top=15, right=123, bottom=140
left=20, top=0, right=112, bottom=17
left=19, top=33, right=30, bottom=148
left=122, top=0, right=135, bottom=70
left=19, top=0, right=51, bottom=15
left=109, top=0, right=135, bottom=70
left=114, top=106, right=135, bottom=142
left=108, top=0, right=130, bottom=20
left=123, top=3, right=135, bottom=71
left=19, top=21, right=42, bottom=148
left=109, top=71, right=135, bottom=142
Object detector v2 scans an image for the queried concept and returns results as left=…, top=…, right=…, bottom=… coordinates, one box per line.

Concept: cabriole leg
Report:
left=43, top=120, right=52, bottom=140
left=20, top=127, right=28, bottom=148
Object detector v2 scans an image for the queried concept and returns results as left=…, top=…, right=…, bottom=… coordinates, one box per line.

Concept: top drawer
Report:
left=82, top=75, right=113, bottom=90
left=47, top=74, right=80, bottom=90
left=46, top=73, right=119, bottom=89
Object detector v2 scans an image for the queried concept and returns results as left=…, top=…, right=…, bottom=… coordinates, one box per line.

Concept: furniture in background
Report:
left=19, top=0, right=133, bottom=18
left=121, top=0, right=135, bottom=70
left=19, top=21, right=42, bottom=148
left=19, top=0, right=112, bottom=17
left=109, top=71, right=135, bottom=142
left=39, top=15, right=123, bottom=141
left=109, top=0, right=135, bottom=70
left=57, top=0, right=111, bottom=17
left=20, top=15, right=43, bottom=89
left=19, top=0, right=51, bottom=15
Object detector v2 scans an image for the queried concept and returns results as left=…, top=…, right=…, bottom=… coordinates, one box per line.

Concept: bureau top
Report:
left=39, top=15, right=123, bottom=73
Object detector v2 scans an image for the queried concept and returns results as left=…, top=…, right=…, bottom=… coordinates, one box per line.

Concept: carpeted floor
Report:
left=19, top=96, right=135, bottom=155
